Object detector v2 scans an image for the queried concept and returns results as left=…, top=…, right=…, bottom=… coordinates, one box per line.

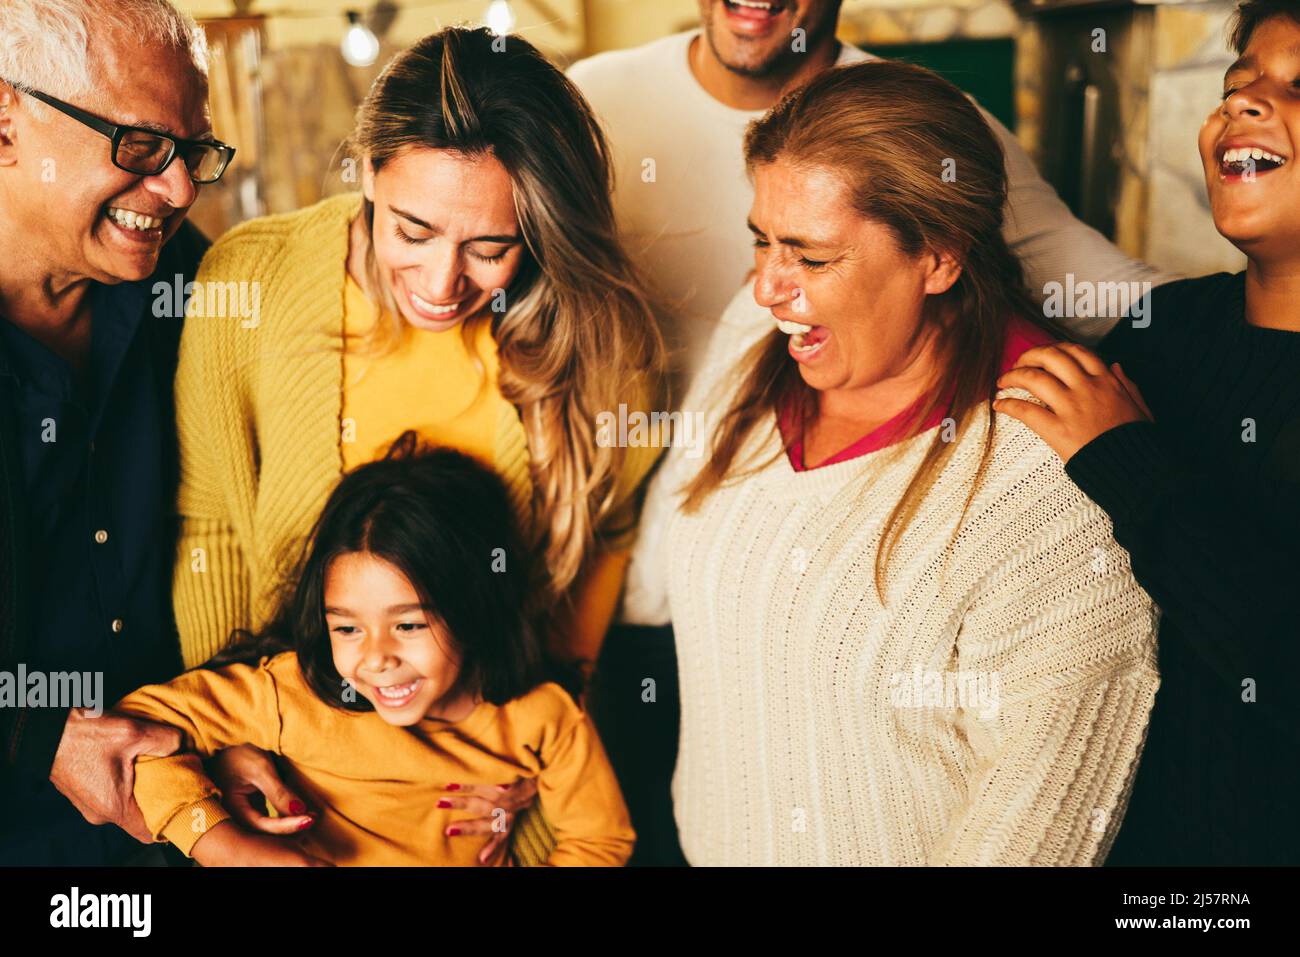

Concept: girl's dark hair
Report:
left=211, top=433, right=546, bottom=709
left=1230, top=0, right=1300, bottom=53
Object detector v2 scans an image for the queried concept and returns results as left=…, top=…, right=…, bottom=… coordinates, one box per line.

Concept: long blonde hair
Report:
left=683, top=61, right=1047, bottom=596
left=348, top=27, right=664, bottom=597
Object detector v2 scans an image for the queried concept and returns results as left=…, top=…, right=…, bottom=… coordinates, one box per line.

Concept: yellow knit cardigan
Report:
left=171, top=193, right=661, bottom=865
left=172, top=191, right=655, bottom=668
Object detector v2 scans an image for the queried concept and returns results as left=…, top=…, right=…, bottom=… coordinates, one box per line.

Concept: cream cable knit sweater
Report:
left=642, top=305, right=1161, bottom=866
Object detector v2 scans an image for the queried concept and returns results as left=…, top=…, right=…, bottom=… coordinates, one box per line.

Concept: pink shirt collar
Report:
left=781, top=316, right=1055, bottom=471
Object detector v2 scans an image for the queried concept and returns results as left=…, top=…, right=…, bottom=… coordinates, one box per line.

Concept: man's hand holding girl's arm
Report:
left=112, top=657, right=313, bottom=858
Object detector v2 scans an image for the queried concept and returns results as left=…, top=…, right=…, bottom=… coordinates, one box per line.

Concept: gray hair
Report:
left=0, top=0, right=208, bottom=120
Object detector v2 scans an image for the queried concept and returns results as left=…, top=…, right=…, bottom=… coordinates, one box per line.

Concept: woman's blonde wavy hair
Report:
left=347, top=27, right=664, bottom=598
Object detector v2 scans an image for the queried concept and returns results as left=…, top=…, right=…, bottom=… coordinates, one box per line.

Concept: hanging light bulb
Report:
left=485, top=0, right=516, bottom=37
left=341, top=10, right=380, bottom=68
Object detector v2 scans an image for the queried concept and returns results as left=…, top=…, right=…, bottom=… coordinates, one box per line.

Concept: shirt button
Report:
left=94, top=529, right=109, bottom=544
left=111, top=619, right=124, bottom=634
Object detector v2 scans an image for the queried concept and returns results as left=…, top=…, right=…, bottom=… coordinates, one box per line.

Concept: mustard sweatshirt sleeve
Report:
left=115, top=657, right=286, bottom=855
left=171, top=230, right=264, bottom=670
left=533, top=691, right=635, bottom=866
left=134, top=756, right=232, bottom=856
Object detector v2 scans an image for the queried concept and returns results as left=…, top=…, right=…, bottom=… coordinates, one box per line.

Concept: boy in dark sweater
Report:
left=994, top=0, right=1300, bottom=865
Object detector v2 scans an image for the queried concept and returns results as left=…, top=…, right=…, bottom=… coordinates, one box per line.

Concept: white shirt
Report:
left=568, top=29, right=1174, bottom=625
left=658, top=306, right=1158, bottom=864
left=569, top=31, right=879, bottom=391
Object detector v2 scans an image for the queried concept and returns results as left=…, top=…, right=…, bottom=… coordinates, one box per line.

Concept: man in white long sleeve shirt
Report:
left=568, top=0, right=1174, bottom=865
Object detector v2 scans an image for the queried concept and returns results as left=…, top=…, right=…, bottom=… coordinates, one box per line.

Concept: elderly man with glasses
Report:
left=0, top=0, right=234, bottom=864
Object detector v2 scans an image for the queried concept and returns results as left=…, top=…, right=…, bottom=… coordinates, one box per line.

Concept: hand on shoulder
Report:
left=993, top=342, right=1153, bottom=463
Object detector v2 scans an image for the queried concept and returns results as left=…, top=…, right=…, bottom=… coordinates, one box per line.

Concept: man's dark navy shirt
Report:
left=0, top=223, right=206, bottom=864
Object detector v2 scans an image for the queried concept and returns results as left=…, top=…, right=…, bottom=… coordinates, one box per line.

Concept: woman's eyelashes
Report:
left=392, top=224, right=510, bottom=263
left=751, top=237, right=831, bottom=271
left=394, top=224, right=426, bottom=246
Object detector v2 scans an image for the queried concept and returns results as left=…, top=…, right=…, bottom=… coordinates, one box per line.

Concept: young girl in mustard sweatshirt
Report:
left=114, top=437, right=634, bottom=866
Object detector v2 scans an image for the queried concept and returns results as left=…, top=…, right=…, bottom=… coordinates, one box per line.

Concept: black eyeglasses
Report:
left=21, top=87, right=236, bottom=184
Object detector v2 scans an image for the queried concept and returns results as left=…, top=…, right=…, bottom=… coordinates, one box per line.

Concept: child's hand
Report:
left=994, top=343, right=1154, bottom=462
left=191, top=820, right=334, bottom=867
left=208, top=744, right=316, bottom=834
left=441, top=777, right=540, bottom=865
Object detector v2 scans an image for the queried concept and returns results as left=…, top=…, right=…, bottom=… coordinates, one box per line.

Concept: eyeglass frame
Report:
left=14, top=85, right=236, bottom=184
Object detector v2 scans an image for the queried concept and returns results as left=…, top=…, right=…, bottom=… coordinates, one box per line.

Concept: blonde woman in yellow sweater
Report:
left=169, top=28, right=662, bottom=865
left=119, top=441, right=634, bottom=865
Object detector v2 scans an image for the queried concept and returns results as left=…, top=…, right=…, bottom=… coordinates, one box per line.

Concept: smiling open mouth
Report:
left=789, top=328, right=829, bottom=355
left=774, top=316, right=829, bottom=357
left=410, top=291, right=460, bottom=315
left=373, top=679, right=423, bottom=707
left=1220, top=146, right=1289, bottom=176
left=405, top=286, right=467, bottom=324
left=723, top=0, right=788, bottom=22
left=105, top=205, right=165, bottom=233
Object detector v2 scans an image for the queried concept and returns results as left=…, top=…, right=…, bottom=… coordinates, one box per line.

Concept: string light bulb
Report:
left=485, top=0, right=516, bottom=37
left=341, top=10, right=380, bottom=67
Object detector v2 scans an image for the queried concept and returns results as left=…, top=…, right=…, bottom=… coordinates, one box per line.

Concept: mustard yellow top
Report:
left=116, top=652, right=635, bottom=865
left=170, top=193, right=660, bottom=865
left=171, top=192, right=660, bottom=672
left=340, top=275, right=503, bottom=472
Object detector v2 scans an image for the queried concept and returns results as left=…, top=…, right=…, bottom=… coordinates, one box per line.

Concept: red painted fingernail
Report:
left=497, top=785, right=510, bottom=792
left=297, top=816, right=314, bottom=831
left=446, top=783, right=461, bottom=791
left=289, top=801, right=306, bottom=815
left=447, top=827, right=461, bottom=836
left=437, top=799, right=453, bottom=808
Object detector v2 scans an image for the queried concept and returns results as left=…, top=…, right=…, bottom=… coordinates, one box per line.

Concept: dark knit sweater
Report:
left=1064, top=272, right=1300, bottom=865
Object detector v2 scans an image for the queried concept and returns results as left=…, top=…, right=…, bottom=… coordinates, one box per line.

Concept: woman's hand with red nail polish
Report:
left=441, top=777, right=539, bottom=866
left=191, top=820, right=332, bottom=867
left=208, top=745, right=314, bottom=836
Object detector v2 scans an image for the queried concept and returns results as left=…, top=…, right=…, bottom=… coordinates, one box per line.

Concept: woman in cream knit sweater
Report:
left=632, top=62, right=1159, bottom=865
left=169, top=29, right=661, bottom=864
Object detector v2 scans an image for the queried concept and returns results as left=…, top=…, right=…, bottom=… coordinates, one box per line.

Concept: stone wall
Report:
left=839, top=0, right=1021, bottom=45
left=1145, top=3, right=1246, bottom=275
left=1018, top=2, right=1244, bottom=277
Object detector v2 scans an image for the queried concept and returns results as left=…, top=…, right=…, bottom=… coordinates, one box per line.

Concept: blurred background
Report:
left=174, top=0, right=1246, bottom=277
